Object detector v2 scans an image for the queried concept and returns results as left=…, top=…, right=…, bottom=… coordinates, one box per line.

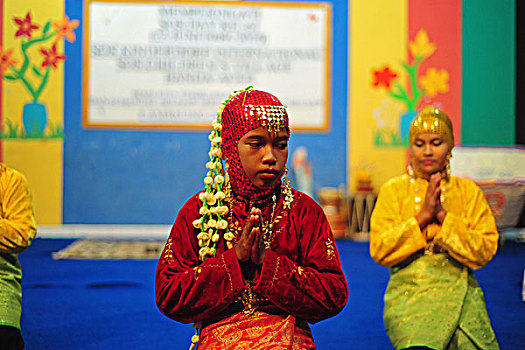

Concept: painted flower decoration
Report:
left=0, top=48, right=17, bottom=74
left=373, top=66, right=398, bottom=89
left=409, top=29, right=436, bottom=59
left=419, top=68, right=449, bottom=97
left=371, top=29, right=450, bottom=145
left=41, top=44, right=66, bottom=69
left=0, top=11, right=78, bottom=138
left=53, top=15, right=80, bottom=43
left=14, top=13, right=39, bottom=38
left=1, top=11, right=78, bottom=102
left=371, top=28, right=449, bottom=112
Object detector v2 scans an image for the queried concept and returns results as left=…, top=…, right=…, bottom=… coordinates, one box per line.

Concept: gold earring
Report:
left=281, top=167, right=294, bottom=209
left=444, top=154, right=451, bottom=180
left=407, top=163, right=415, bottom=180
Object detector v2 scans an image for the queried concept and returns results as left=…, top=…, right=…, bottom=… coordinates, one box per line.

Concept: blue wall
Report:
left=63, top=0, right=348, bottom=224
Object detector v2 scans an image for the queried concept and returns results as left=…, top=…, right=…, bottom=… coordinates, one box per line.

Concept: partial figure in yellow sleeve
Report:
left=370, top=106, right=499, bottom=350
left=0, top=163, right=37, bottom=350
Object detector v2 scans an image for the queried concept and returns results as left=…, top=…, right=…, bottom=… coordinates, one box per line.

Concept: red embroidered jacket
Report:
left=155, top=189, right=348, bottom=325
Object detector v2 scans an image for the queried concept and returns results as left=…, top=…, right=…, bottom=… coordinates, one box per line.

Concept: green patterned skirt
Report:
left=384, top=253, right=499, bottom=350
left=0, top=253, right=23, bottom=329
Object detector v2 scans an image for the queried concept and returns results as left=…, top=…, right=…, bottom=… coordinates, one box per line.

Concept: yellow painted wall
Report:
left=348, top=0, right=408, bottom=193
left=2, top=0, right=64, bottom=224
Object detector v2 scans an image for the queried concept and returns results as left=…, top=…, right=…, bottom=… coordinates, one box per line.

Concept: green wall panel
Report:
left=462, top=0, right=515, bottom=144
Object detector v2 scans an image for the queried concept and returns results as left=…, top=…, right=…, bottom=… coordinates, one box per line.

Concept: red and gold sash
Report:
left=199, top=311, right=315, bottom=350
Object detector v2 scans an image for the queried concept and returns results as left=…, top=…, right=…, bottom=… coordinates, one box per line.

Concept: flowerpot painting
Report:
left=371, top=29, right=450, bottom=147
left=399, top=110, right=417, bottom=143
left=22, top=101, right=48, bottom=137
left=0, top=12, right=79, bottom=139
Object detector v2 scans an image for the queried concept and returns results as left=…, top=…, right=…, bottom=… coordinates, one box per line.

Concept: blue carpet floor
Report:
left=19, top=238, right=525, bottom=349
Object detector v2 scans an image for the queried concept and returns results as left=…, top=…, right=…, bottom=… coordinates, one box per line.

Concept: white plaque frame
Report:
left=83, top=0, right=332, bottom=131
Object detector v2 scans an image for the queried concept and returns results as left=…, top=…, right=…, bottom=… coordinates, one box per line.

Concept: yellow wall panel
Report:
left=3, top=140, right=62, bottom=224
left=2, top=0, right=65, bottom=224
left=349, top=0, right=408, bottom=193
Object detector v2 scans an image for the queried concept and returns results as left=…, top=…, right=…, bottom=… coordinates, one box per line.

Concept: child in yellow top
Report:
left=0, top=163, right=37, bottom=349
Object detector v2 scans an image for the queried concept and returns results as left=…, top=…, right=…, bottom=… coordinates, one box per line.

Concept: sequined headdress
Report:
left=408, top=105, right=454, bottom=179
left=409, top=105, right=454, bottom=151
left=221, top=87, right=289, bottom=200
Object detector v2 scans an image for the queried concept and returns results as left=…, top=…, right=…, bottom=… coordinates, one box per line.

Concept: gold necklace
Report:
left=262, top=194, right=278, bottom=249
left=228, top=193, right=278, bottom=249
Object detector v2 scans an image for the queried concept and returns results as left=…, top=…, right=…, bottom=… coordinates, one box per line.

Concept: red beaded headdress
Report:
left=193, top=87, right=290, bottom=262
left=222, top=87, right=289, bottom=200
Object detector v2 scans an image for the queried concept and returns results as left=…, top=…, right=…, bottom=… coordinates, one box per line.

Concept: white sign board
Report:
left=451, top=146, right=525, bottom=183
left=83, top=0, right=331, bottom=130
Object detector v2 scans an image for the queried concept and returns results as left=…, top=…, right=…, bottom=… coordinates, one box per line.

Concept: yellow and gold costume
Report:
left=370, top=173, right=500, bottom=349
left=0, top=163, right=37, bottom=329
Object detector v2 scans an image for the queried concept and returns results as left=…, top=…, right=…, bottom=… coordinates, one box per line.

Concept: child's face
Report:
left=237, top=126, right=289, bottom=189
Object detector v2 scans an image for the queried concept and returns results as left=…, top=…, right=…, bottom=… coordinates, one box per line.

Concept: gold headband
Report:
left=409, top=106, right=454, bottom=150
left=243, top=104, right=288, bottom=133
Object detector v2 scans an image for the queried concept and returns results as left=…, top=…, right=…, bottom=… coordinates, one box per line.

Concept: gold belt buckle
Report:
left=424, top=242, right=446, bottom=255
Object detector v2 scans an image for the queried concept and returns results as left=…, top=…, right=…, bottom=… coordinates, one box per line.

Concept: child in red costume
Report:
left=156, top=87, right=348, bottom=349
